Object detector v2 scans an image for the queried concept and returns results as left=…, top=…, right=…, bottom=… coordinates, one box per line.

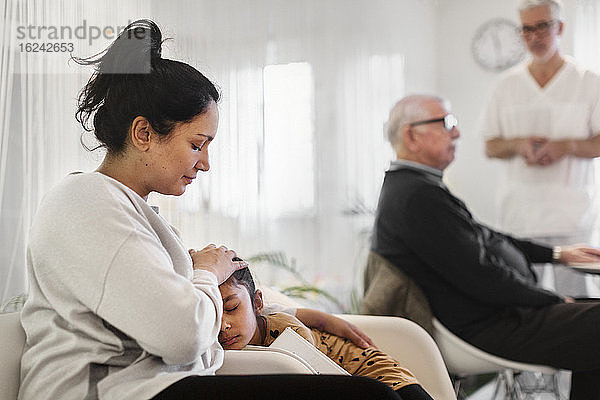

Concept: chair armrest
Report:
left=431, top=318, right=556, bottom=376
left=338, top=314, right=456, bottom=400
left=0, top=312, right=25, bottom=400
left=216, top=349, right=315, bottom=375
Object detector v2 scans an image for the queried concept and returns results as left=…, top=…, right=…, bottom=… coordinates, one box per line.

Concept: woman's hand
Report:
left=189, top=244, right=248, bottom=284
left=295, top=308, right=375, bottom=349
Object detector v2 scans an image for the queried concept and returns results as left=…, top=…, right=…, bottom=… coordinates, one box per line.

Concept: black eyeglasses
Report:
left=409, top=114, right=458, bottom=131
left=520, top=20, right=557, bottom=36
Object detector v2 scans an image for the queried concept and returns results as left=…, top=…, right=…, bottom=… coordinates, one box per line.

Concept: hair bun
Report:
left=147, top=20, right=163, bottom=60
left=125, top=19, right=163, bottom=62
left=92, top=19, right=163, bottom=74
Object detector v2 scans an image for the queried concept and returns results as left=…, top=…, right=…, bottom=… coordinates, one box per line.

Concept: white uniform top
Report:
left=480, top=57, right=600, bottom=238
left=19, top=172, right=224, bottom=400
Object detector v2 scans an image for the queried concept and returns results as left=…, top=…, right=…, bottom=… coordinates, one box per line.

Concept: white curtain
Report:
left=0, top=0, right=150, bottom=303
left=1, top=0, right=436, bottom=310
left=574, top=0, right=600, bottom=71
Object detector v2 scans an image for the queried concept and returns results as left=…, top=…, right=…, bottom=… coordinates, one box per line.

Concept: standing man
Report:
left=480, top=0, right=600, bottom=296
left=372, top=94, right=600, bottom=399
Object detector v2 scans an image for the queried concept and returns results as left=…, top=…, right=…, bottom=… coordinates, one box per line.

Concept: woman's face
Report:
left=144, top=101, right=219, bottom=197
left=218, top=281, right=262, bottom=350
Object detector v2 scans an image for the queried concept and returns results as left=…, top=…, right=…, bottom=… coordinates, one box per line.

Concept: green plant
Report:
left=246, top=251, right=359, bottom=313
left=1, top=293, right=28, bottom=313
left=348, top=287, right=363, bottom=314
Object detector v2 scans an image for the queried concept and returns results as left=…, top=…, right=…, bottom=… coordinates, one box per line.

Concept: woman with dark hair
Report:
left=18, top=20, right=404, bottom=400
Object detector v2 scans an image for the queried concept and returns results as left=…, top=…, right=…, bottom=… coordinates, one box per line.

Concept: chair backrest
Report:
left=431, top=318, right=556, bottom=376
left=0, top=312, right=25, bottom=400
left=361, top=251, right=433, bottom=334
left=340, top=314, right=457, bottom=400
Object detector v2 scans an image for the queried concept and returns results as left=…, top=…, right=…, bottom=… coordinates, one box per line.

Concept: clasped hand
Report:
left=518, top=137, right=571, bottom=166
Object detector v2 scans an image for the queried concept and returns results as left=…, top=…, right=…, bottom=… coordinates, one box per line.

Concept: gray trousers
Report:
left=465, top=300, right=600, bottom=400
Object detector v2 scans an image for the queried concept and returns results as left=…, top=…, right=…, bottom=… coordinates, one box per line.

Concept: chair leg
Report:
left=491, top=372, right=504, bottom=399
left=512, top=370, right=563, bottom=400
left=488, top=371, right=516, bottom=400
left=454, top=378, right=462, bottom=398
left=449, top=374, right=466, bottom=399
left=551, top=372, right=563, bottom=400
left=451, top=374, right=500, bottom=400
left=451, top=371, right=563, bottom=400
left=499, top=370, right=526, bottom=400
left=509, top=371, right=527, bottom=400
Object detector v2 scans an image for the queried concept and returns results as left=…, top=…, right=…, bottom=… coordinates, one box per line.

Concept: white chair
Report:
left=0, top=312, right=25, bottom=400
left=261, top=286, right=457, bottom=399
left=0, top=310, right=457, bottom=400
left=341, top=314, right=456, bottom=400
left=432, top=318, right=561, bottom=399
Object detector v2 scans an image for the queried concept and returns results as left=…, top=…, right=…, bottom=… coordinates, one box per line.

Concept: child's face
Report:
left=218, top=280, right=262, bottom=350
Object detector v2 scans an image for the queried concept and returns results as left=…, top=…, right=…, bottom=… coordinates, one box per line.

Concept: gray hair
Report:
left=385, top=94, right=449, bottom=147
left=518, top=0, right=564, bottom=20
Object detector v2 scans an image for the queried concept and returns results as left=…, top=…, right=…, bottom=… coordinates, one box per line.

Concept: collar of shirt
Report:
left=388, top=160, right=444, bottom=181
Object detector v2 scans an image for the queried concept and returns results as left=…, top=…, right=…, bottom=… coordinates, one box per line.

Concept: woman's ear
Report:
left=253, top=289, right=264, bottom=314
left=129, top=116, right=153, bottom=151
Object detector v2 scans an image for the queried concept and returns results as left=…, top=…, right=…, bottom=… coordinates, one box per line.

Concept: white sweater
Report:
left=19, top=172, right=224, bottom=400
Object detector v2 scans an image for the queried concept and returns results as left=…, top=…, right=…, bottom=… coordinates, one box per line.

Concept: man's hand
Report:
left=295, top=308, right=375, bottom=349
left=189, top=244, right=248, bottom=284
left=559, top=244, right=600, bottom=265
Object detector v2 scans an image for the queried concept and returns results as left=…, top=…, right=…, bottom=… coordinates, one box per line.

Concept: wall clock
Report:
left=471, top=18, right=526, bottom=72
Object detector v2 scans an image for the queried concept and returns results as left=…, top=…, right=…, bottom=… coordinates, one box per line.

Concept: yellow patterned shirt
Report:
left=261, top=313, right=419, bottom=390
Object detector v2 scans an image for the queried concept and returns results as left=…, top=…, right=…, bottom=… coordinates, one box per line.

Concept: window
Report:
left=262, top=62, right=315, bottom=218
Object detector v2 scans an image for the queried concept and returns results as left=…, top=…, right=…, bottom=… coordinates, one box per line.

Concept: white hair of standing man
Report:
left=384, top=94, right=450, bottom=148
left=518, top=0, right=564, bottom=21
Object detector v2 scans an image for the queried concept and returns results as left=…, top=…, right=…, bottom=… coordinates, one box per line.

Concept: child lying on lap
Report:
left=218, top=268, right=434, bottom=400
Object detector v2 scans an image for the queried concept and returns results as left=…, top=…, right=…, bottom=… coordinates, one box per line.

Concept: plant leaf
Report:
left=1, top=293, right=28, bottom=314
left=281, top=285, right=346, bottom=312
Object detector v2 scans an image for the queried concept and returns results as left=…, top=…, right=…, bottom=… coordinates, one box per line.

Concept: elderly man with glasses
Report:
left=372, top=94, right=600, bottom=399
left=480, top=0, right=600, bottom=298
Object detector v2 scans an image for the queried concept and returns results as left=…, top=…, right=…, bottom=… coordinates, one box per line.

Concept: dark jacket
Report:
left=371, top=163, right=563, bottom=338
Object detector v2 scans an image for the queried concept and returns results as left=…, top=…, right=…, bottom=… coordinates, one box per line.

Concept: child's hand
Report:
left=295, top=308, right=376, bottom=349
left=189, top=244, right=248, bottom=284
